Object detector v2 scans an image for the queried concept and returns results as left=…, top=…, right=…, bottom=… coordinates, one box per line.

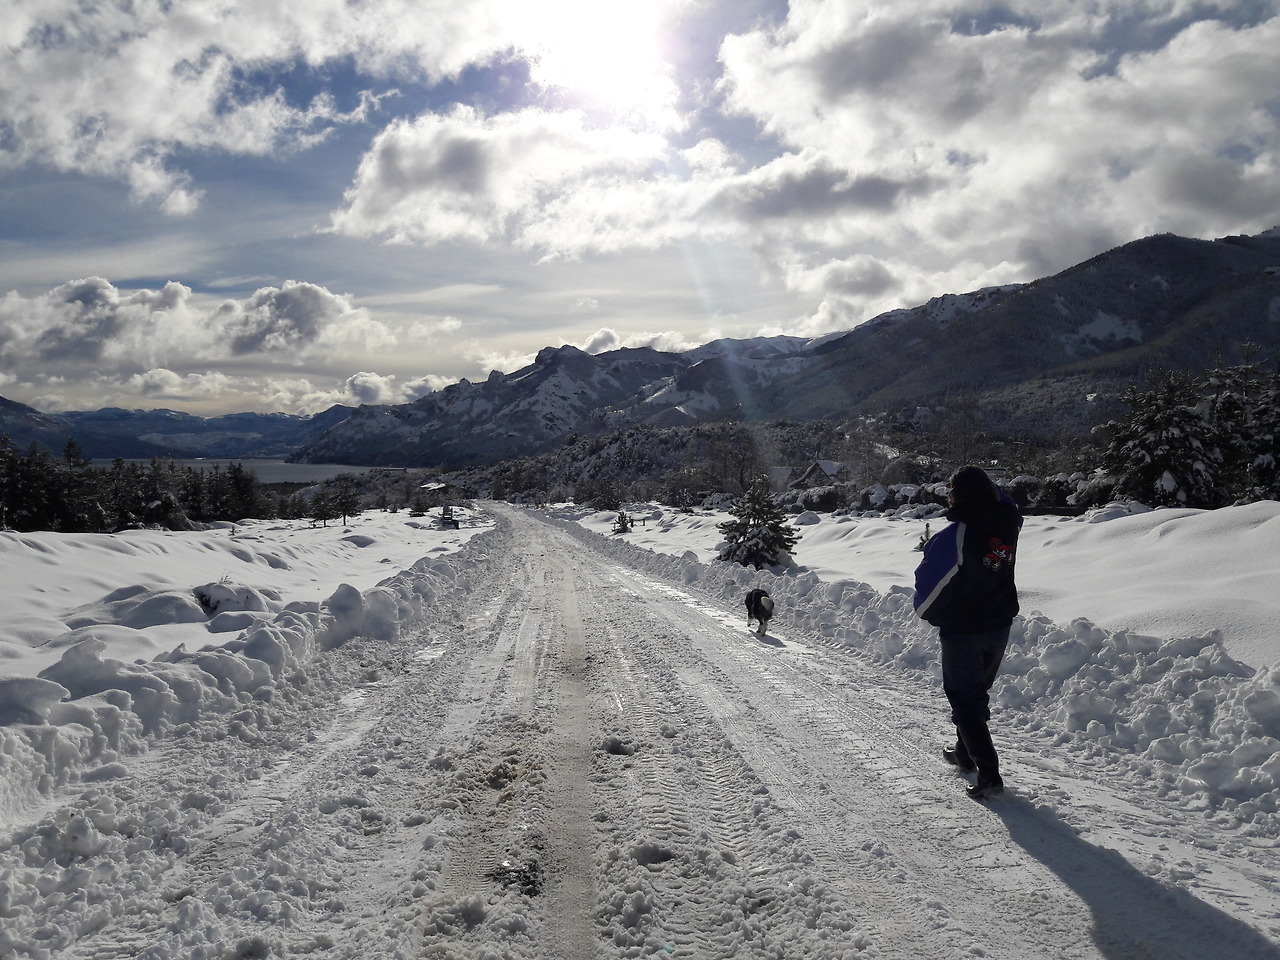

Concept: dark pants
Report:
left=940, top=625, right=1011, bottom=783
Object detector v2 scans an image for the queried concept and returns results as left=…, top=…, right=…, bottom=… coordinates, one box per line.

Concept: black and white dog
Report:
left=744, top=588, right=775, bottom=635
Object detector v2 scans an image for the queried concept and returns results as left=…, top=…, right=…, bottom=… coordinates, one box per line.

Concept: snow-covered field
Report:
left=2, top=499, right=1280, bottom=958
left=576, top=499, right=1280, bottom=669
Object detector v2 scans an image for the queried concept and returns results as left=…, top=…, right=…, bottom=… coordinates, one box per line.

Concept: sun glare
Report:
left=512, top=0, right=677, bottom=123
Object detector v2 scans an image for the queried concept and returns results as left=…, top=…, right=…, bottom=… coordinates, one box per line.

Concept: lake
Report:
left=88, top=459, right=396, bottom=484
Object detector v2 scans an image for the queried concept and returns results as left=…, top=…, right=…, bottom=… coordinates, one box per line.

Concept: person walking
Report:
left=914, top=466, right=1022, bottom=799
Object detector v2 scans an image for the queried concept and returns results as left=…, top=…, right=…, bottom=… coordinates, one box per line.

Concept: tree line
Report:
left=0, top=439, right=364, bottom=533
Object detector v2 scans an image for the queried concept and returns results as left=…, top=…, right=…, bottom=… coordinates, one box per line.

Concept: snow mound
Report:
left=66, top=586, right=208, bottom=631
left=0, top=523, right=504, bottom=823
left=192, top=581, right=282, bottom=615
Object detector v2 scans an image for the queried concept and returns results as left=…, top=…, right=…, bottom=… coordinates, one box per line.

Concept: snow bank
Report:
left=544, top=505, right=1280, bottom=835
left=0, top=522, right=503, bottom=826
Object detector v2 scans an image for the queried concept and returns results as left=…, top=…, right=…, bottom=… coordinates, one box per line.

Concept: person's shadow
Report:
left=992, top=796, right=1280, bottom=958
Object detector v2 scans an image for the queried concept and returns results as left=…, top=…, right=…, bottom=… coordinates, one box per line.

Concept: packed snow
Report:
left=2, top=498, right=1280, bottom=958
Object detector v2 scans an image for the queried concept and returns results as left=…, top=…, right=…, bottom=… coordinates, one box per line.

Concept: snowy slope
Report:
left=2, top=502, right=1280, bottom=957
left=291, top=346, right=688, bottom=465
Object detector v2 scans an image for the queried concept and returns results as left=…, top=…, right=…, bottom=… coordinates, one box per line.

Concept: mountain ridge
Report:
left=4, top=227, right=1278, bottom=466
left=293, top=228, right=1280, bottom=464
left=0, top=401, right=352, bottom=460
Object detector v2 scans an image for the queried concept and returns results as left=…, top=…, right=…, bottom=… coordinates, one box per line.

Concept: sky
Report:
left=1, top=0, right=1278, bottom=417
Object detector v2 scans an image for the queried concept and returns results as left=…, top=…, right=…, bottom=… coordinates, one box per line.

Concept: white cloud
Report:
left=128, top=368, right=234, bottom=400
left=326, top=3, right=1280, bottom=328
left=330, top=106, right=674, bottom=252
left=0, top=278, right=208, bottom=367
left=0, top=277, right=396, bottom=412
left=220, top=281, right=389, bottom=356
left=0, top=1, right=532, bottom=214
left=257, top=378, right=342, bottom=416
left=404, top=374, right=454, bottom=399
left=342, top=371, right=400, bottom=404
left=715, top=2, right=1280, bottom=289
left=581, top=328, right=621, bottom=353
left=407, top=316, right=464, bottom=339
left=585, top=328, right=709, bottom=354
left=3, top=0, right=1278, bottom=418
left=0, top=278, right=382, bottom=370
left=258, top=372, right=420, bottom=415
left=466, top=342, right=541, bottom=377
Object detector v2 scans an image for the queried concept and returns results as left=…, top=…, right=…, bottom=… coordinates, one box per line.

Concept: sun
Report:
left=512, top=0, right=678, bottom=123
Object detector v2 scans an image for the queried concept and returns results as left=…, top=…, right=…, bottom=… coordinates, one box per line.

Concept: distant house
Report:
left=789, top=460, right=850, bottom=490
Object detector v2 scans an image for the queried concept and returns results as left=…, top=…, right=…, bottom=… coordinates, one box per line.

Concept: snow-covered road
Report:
left=5, top=506, right=1280, bottom=959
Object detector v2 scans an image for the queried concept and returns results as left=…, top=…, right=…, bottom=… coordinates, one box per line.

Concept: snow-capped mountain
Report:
left=762, top=229, right=1280, bottom=436
left=6, top=228, right=1278, bottom=468
left=291, top=345, right=691, bottom=466
left=296, top=228, right=1280, bottom=467
left=290, top=335, right=835, bottom=466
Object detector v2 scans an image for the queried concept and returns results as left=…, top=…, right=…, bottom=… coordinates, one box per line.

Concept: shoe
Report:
left=943, top=747, right=976, bottom=772
left=966, top=778, right=1004, bottom=800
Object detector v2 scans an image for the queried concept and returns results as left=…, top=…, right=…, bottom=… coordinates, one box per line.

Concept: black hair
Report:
left=948, top=465, right=998, bottom=507
left=945, top=465, right=1018, bottom=538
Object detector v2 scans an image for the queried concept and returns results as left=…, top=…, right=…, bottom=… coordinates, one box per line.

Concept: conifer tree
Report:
left=716, top=475, right=798, bottom=569
left=1249, top=366, right=1280, bottom=499
left=1100, top=361, right=1280, bottom=508
left=1206, top=358, right=1280, bottom=501
left=1100, top=370, right=1223, bottom=507
left=332, top=476, right=361, bottom=524
left=310, top=489, right=338, bottom=527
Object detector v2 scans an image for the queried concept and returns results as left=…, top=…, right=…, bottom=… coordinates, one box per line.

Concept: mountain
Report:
left=289, top=336, right=835, bottom=466
left=0, top=399, right=351, bottom=459
left=62, top=405, right=354, bottom=458
left=291, top=345, right=691, bottom=465
left=7, top=228, right=1279, bottom=467
left=762, top=231, right=1280, bottom=435
left=295, top=227, right=1280, bottom=467
left=0, top=396, right=103, bottom=456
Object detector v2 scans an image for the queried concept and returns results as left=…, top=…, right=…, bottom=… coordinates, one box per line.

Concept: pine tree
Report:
left=1249, top=366, right=1280, bottom=499
left=716, top=475, right=798, bottom=569
left=1207, top=358, right=1280, bottom=502
left=0, top=435, right=16, bottom=529
left=226, top=462, right=269, bottom=520
left=311, top=489, right=338, bottom=527
left=332, top=475, right=361, bottom=524
left=1100, top=370, right=1223, bottom=507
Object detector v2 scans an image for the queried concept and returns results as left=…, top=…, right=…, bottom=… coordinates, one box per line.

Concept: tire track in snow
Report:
left=601, top=563, right=1110, bottom=959
left=406, top=530, right=601, bottom=959
left=55, top=523, right=522, bottom=959
left=538, top=552, right=603, bottom=960
left=37, top=507, right=1277, bottom=959
left=563, top=548, right=880, bottom=958
left=597, top=552, right=1280, bottom=960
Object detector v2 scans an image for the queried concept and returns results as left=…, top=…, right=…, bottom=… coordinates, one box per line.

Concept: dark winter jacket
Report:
left=913, top=493, right=1022, bottom=632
